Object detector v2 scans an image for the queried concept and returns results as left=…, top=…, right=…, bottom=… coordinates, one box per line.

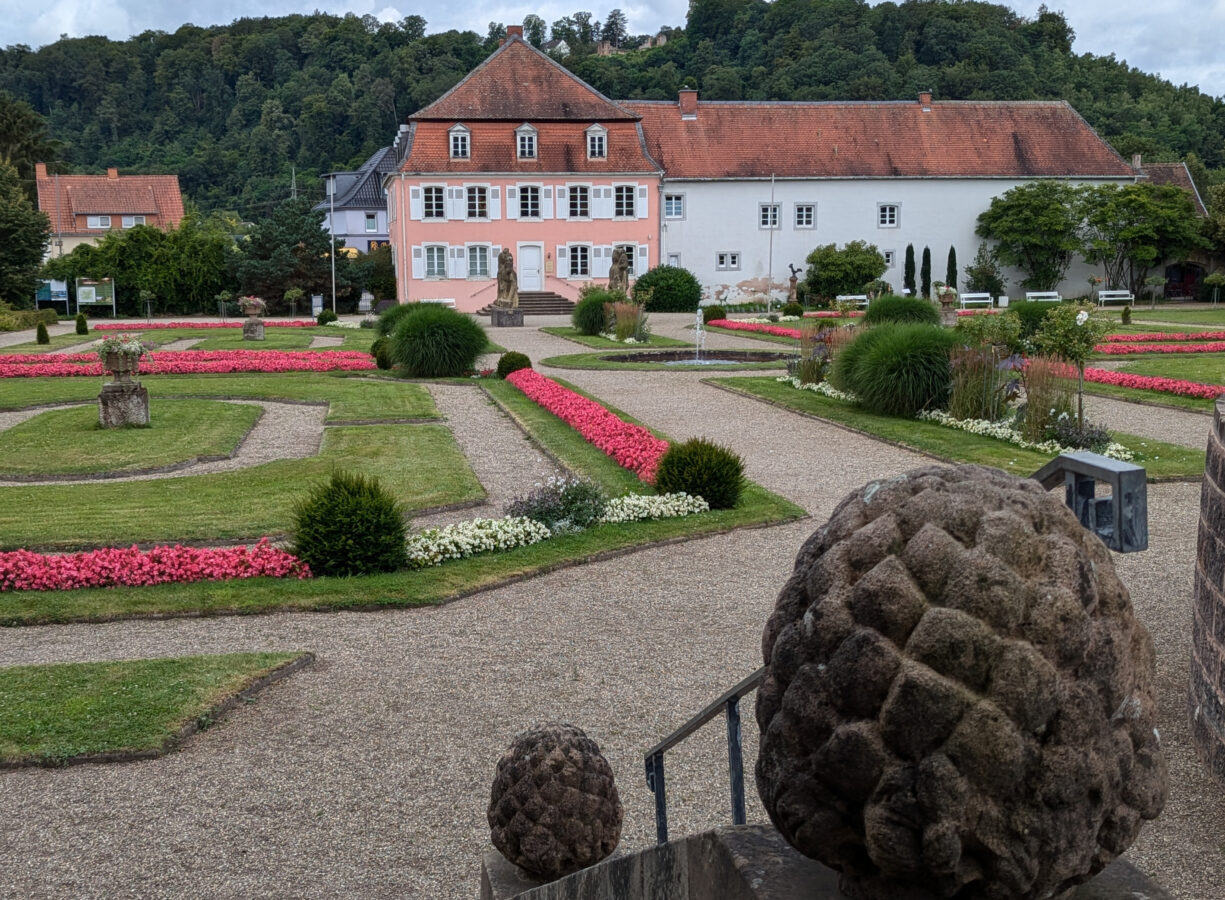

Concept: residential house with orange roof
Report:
left=35, top=164, right=186, bottom=259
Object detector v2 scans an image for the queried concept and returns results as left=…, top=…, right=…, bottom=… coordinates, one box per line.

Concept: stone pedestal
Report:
left=938, top=295, right=957, bottom=327
left=243, top=318, right=265, bottom=340
left=1192, top=399, right=1225, bottom=782
left=491, top=308, right=524, bottom=327
left=98, top=382, right=149, bottom=428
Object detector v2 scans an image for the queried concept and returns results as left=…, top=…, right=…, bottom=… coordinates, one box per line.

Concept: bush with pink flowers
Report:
left=506, top=368, right=669, bottom=482
left=0, top=350, right=375, bottom=378
left=0, top=539, right=310, bottom=593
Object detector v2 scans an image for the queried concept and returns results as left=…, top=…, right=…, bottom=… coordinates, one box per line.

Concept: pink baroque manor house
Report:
left=385, top=26, right=662, bottom=312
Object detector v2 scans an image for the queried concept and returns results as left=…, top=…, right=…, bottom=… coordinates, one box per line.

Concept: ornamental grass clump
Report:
left=291, top=470, right=407, bottom=576
left=611, top=302, right=650, bottom=342
left=948, top=345, right=1020, bottom=421
left=496, top=351, right=531, bottom=379
left=572, top=289, right=615, bottom=336
left=833, top=323, right=956, bottom=417
left=654, top=438, right=744, bottom=509
left=376, top=301, right=422, bottom=337
left=863, top=293, right=939, bottom=326
left=388, top=304, right=488, bottom=377
left=1020, top=355, right=1075, bottom=442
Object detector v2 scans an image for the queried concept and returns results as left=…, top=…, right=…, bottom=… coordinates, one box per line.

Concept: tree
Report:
left=920, top=246, right=932, bottom=298
left=601, top=9, right=629, bottom=48
left=523, top=14, right=547, bottom=47
left=964, top=243, right=1007, bottom=297
left=1081, top=182, right=1207, bottom=296
left=976, top=181, right=1083, bottom=291
left=1033, top=305, right=1109, bottom=427
left=903, top=244, right=916, bottom=295
left=0, top=161, right=50, bottom=307
left=804, top=241, right=887, bottom=300
left=945, top=246, right=958, bottom=291
left=0, top=92, right=59, bottom=201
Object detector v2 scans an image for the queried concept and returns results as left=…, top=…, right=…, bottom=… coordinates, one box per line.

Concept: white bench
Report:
left=959, top=293, right=993, bottom=308
left=417, top=298, right=456, bottom=308
left=835, top=294, right=870, bottom=308
left=1025, top=291, right=1062, bottom=303
left=1096, top=289, right=1134, bottom=307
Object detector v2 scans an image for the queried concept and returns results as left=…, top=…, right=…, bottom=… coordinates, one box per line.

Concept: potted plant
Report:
left=97, top=333, right=148, bottom=382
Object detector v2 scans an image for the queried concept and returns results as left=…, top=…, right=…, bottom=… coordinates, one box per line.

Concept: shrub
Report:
left=370, top=336, right=392, bottom=370
left=702, top=305, right=726, bottom=324
left=948, top=345, right=1021, bottom=421
left=35, top=322, right=50, bottom=344
left=864, top=294, right=939, bottom=326
left=316, top=309, right=338, bottom=326
left=496, top=351, right=531, bottom=379
left=388, top=304, right=488, bottom=377
left=572, top=290, right=613, bottom=335
left=805, top=241, right=887, bottom=300
left=376, top=301, right=422, bottom=337
left=611, top=301, right=650, bottom=341
left=1046, top=415, right=1111, bottom=452
left=1009, top=300, right=1055, bottom=339
left=504, top=476, right=607, bottom=530
left=834, top=324, right=957, bottom=417
left=1121, top=305, right=1132, bottom=325
left=632, top=265, right=701, bottom=312
left=75, top=314, right=88, bottom=335
left=654, top=438, right=744, bottom=509
left=782, top=301, right=804, bottom=317
left=291, top=470, right=407, bottom=576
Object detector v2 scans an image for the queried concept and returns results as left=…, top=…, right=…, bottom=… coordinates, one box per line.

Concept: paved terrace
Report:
left=0, top=315, right=1218, bottom=898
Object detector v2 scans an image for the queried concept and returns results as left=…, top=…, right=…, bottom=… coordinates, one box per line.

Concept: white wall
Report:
left=660, top=177, right=1133, bottom=302
left=323, top=208, right=388, bottom=247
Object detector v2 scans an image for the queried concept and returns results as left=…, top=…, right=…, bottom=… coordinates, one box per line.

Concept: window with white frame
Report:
left=468, top=245, right=490, bottom=277
left=794, top=204, right=814, bottom=228
left=364, top=213, right=378, bottom=232
left=614, top=185, right=635, bottom=218
left=423, top=186, right=445, bottom=219
left=615, top=243, right=636, bottom=275
left=87, top=215, right=111, bottom=229
left=759, top=204, right=780, bottom=229
left=883, top=250, right=896, bottom=268
left=569, top=244, right=590, bottom=277
left=516, top=125, right=537, bottom=159
left=568, top=185, right=590, bottom=218
left=667, top=252, right=681, bottom=267
left=466, top=186, right=488, bottom=219
left=664, top=194, right=684, bottom=219
left=424, top=245, right=447, bottom=278
left=587, top=126, right=607, bottom=159
left=519, top=185, right=541, bottom=218
left=716, top=251, right=740, bottom=271
left=449, top=126, right=470, bottom=159
left=878, top=204, right=899, bottom=227
left=121, top=215, right=146, bottom=228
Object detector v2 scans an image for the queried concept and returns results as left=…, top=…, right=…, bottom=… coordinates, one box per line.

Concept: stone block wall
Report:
left=1191, top=399, right=1225, bottom=782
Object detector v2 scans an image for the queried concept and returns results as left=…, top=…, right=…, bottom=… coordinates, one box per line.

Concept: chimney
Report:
left=35, top=162, right=47, bottom=179
left=107, top=167, right=119, bottom=179
left=918, top=91, right=932, bottom=111
left=679, top=89, right=698, bottom=119
left=1132, top=153, right=1143, bottom=170
left=506, top=25, right=523, bottom=39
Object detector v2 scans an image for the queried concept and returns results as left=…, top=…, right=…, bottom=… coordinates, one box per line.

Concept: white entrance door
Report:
left=519, top=244, right=543, bottom=291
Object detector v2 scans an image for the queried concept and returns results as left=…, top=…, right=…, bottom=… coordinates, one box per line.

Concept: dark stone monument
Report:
left=1192, top=400, right=1225, bottom=782
left=756, top=465, right=1167, bottom=900
left=488, top=723, right=623, bottom=880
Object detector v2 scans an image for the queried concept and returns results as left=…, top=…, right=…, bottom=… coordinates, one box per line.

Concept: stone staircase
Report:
left=477, top=291, right=575, bottom=317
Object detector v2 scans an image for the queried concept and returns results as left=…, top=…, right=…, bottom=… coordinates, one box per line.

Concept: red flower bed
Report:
left=955, top=308, right=1003, bottom=316
left=706, top=319, right=801, bottom=339
left=0, top=538, right=311, bottom=593
left=1103, top=331, right=1225, bottom=343
left=506, top=368, right=668, bottom=482
left=94, top=321, right=317, bottom=330
left=0, top=350, right=375, bottom=378
left=1095, top=341, right=1225, bottom=355
left=1081, top=366, right=1225, bottom=399
left=802, top=310, right=866, bottom=318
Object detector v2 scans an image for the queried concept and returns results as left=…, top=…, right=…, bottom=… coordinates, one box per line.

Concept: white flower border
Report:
left=739, top=315, right=801, bottom=324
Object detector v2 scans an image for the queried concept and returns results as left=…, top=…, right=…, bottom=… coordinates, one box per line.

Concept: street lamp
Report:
left=328, top=174, right=337, bottom=314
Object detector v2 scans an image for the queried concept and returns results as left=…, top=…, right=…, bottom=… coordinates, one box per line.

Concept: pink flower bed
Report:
left=0, top=350, right=374, bottom=377
left=706, top=319, right=801, bottom=339
left=955, top=308, right=1003, bottom=316
left=94, top=321, right=317, bottom=329
left=506, top=368, right=668, bottom=482
left=1081, top=366, right=1225, bottom=400
left=1104, top=331, right=1225, bottom=343
left=1095, top=341, right=1225, bottom=355
left=0, top=538, right=311, bottom=593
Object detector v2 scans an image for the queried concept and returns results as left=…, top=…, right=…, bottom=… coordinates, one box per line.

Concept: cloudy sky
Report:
left=4, top=0, right=1224, bottom=99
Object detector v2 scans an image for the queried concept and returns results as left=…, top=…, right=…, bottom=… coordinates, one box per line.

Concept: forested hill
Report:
left=3, top=0, right=1224, bottom=218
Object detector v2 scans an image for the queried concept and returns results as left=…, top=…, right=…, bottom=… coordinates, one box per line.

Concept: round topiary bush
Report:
left=781, top=301, right=804, bottom=317
left=376, top=301, right=423, bottom=337
left=388, top=304, right=488, bottom=377
left=1010, top=300, right=1056, bottom=339
left=74, top=313, right=88, bottom=336
left=572, top=291, right=611, bottom=336
left=316, top=309, right=338, bottom=326
left=35, top=322, right=50, bottom=344
left=291, top=470, right=407, bottom=576
left=702, top=305, right=726, bottom=324
left=632, top=265, right=701, bottom=313
left=834, top=323, right=957, bottom=417
left=496, top=351, right=531, bottom=379
left=369, top=336, right=392, bottom=370
left=864, top=294, right=940, bottom=326
left=654, top=437, right=744, bottom=509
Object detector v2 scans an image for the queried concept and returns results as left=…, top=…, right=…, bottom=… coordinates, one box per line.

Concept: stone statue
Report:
left=788, top=263, right=801, bottom=302
left=496, top=248, right=519, bottom=309
left=488, top=723, right=623, bottom=879
left=608, top=247, right=630, bottom=294
left=756, top=465, right=1166, bottom=900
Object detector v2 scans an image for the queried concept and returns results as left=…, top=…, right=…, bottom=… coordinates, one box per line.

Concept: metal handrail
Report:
left=643, top=666, right=764, bottom=844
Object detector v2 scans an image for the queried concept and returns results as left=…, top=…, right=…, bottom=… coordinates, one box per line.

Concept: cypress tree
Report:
left=920, top=246, right=932, bottom=298
left=35, top=321, right=50, bottom=344
left=946, top=246, right=958, bottom=291
left=904, top=244, right=916, bottom=296
left=75, top=313, right=88, bottom=335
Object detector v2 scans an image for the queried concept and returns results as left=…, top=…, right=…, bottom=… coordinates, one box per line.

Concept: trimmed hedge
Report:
left=496, top=351, right=531, bottom=379
left=291, top=470, right=407, bottom=576
left=654, top=437, right=744, bottom=509
left=864, top=294, right=939, bottom=326
left=633, top=265, right=701, bottom=312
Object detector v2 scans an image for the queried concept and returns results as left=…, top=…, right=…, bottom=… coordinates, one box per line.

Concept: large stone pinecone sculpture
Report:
left=487, top=723, right=623, bottom=879
left=756, top=465, right=1167, bottom=900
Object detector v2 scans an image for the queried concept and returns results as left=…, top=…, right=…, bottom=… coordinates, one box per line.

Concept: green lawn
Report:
left=0, top=373, right=438, bottom=422
left=0, top=423, right=483, bottom=550
left=192, top=331, right=317, bottom=351
left=539, top=326, right=690, bottom=349
left=703, top=324, right=800, bottom=346
left=0, top=332, right=101, bottom=354
left=1112, top=354, right=1225, bottom=385
left=1129, top=307, right=1225, bottom=326
left=0, top=652, right=306, bottom=766
left=540, top=349, right=793, bottom=370
left=714, top=377, right=1204, bottom=480
left=0, top=400, right=261, bottom=476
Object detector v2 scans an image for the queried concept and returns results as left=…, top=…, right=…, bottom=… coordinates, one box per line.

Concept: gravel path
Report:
left=1082, top=394, right=1212, bottom=448
left=47, top=340, right=101, bottom=355
left=308, top=335, right=346, bottom=349
left=0, top=314, right=1219, bottom=899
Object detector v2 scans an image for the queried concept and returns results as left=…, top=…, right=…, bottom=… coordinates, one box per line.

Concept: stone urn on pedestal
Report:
left=97, top=334, right=150, bottom=427
left=936, top=284, right=958, bottom=326
left=238, top=295, right=267, bottom=340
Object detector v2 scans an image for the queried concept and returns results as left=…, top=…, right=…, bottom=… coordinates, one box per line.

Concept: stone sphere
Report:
left=756, top=465, right=1166, bottom=900
left=487, top=723, right=623, bottom=879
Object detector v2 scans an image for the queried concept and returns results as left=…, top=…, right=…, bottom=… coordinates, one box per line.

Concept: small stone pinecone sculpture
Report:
left=488, top=723, right=623, bottom=879
left=756, top=465, right=1167, bottom=900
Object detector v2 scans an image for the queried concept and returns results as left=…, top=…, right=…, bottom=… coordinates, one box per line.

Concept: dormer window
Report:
left=516, top=124, right=537, bottom=160
left=586, top=124, right=607, bottom=160
left=449, top=124, right=470, bottom=159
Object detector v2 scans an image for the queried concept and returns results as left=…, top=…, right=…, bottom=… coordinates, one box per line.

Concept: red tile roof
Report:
left=623, top=99, right=1136, bottom=179
left=36, top=169, right=185, bottom=235
left=409, top=35, right=637, bottom=122
left=1139, top=162, right=1207, bottom=215
left=398, top=121, right=660, bottom=174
